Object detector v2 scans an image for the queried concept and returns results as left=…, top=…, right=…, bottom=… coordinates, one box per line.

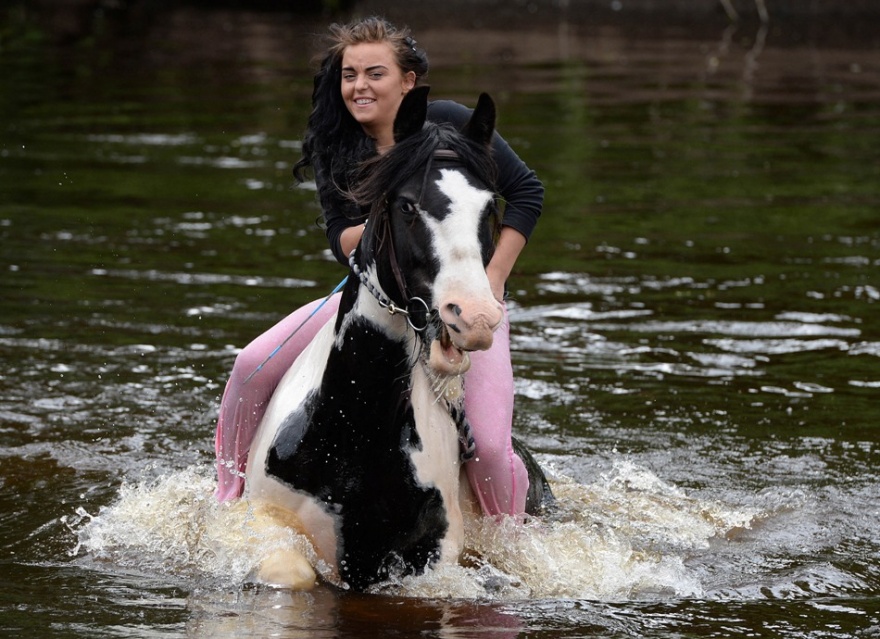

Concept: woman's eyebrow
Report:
left=342, top=64, right=389, bottom=73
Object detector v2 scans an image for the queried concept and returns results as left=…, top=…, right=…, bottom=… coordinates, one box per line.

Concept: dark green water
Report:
left=1, top=4, right=879, bottom=637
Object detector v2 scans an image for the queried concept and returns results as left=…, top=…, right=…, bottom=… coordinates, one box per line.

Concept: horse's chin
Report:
left=428, top=334, right=471, bottom=376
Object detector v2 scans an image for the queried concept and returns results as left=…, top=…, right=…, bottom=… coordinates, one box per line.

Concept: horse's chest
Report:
left=249, top=321, right=464, bottom=589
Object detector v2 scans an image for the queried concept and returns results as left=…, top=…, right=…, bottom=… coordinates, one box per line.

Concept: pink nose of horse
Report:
left=440, top=297, right=503, bottom=351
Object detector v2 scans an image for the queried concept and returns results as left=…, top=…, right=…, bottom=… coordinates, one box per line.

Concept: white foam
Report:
left=75, top=467, right=320, bottom=587
left=73, top=461, right=759, bottom=599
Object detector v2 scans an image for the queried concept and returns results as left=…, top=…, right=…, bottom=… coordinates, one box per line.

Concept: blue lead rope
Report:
left=242, top=275, right=348, bottom=385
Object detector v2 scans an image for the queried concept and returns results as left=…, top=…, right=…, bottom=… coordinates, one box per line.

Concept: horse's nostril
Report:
left=447, top=303, right=463, bottom=317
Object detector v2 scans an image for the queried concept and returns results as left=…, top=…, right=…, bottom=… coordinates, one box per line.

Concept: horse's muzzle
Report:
left=428, top=298, right=503, bottom=375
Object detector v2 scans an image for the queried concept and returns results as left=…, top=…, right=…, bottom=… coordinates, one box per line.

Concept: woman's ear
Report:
left=403, top=71, right=416, bottom=93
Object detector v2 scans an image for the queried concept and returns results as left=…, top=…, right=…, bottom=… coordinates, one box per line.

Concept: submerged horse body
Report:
left=246, top=87, right=526, bottom=590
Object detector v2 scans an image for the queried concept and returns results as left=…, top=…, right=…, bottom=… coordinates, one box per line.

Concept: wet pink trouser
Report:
left=213, top=294, right=529, bottom=517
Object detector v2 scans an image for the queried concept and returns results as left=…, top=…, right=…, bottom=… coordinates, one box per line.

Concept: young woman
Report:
left=214, top=17, right=544, bottom=517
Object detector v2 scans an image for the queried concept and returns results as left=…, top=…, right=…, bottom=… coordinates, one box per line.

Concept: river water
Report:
left=1, top=4, right=879, bottom=637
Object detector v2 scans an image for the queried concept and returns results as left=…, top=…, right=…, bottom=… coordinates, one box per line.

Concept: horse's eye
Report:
left=399, top=199, right=417, bottom=216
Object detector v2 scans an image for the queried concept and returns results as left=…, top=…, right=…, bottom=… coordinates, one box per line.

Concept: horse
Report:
left=245, top=86, right=551, bottom=591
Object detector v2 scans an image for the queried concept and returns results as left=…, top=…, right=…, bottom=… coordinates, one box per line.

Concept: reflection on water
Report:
left=1, top=2, right=879, bottom=637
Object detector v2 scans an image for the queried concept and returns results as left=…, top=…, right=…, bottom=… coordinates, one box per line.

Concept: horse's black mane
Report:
left=350, top=121, right=498, bottom=221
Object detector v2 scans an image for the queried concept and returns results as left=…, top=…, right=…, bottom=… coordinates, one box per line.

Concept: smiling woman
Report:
left=340, top=42, right=416, bottom=148
left=212, top=16, right=545, bottom=522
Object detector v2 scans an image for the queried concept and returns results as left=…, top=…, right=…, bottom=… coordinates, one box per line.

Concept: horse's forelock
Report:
left=351, top=122, right=496, bottom=222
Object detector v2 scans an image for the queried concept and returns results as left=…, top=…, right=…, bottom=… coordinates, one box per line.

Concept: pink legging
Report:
left=213, top=294, right=528, bottom=517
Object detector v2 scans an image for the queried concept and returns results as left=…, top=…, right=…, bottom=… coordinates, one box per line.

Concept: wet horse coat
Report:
left=246, top=87, right=505, bottom=590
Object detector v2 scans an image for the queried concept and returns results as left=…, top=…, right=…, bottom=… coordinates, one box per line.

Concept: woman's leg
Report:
left=214, top=294, right=341, bottom=502
left=463, top=303, right=529, bottom=516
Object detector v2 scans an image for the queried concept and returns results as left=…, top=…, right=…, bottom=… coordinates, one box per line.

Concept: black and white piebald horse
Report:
left=246, top=86, right=549, bottom=591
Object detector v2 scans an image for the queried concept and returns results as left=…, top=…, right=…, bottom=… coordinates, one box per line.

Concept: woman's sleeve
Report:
left=428, top=100, right=544, bottom=241
left=324, top=203, right=359, bottom=266
left=312, top=152, right=365, bottom=266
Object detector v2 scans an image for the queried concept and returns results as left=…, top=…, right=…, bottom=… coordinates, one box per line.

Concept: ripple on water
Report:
left=593, top=320, right=861, bottom=339
left=510, top=298, right=865, bottom=389
left=707, top=337, right=850, bottom=355
left=89, top=267, right=316, bottom=290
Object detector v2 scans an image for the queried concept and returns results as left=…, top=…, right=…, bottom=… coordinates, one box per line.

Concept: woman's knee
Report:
left=473, top=435, right=516, bottom=464
left=229, top=342, right=267, bottom=382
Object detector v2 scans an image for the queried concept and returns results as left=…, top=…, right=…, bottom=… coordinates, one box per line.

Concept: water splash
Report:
left=73, top=461, right=758, bottom=600
left=74, top=467, right=320, bottom=587
left=453, top=461, right=757, bottom=601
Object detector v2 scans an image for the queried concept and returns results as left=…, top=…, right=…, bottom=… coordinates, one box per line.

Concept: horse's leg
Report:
left=214, top=294, right=341, bottom=502
left=256, top=547, right=316, bottom=590
left=247, top=503, right=318, bottom=590
left=458, top=467, right=481, bottom=520
left=462, top=303, right=529, bottom=517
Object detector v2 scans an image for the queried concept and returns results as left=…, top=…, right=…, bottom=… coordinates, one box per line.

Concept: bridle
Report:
left=348, top=253, right=431, bottom=332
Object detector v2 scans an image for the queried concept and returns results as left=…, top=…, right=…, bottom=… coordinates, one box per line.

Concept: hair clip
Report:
left=404, top=36, right=418, bottom=52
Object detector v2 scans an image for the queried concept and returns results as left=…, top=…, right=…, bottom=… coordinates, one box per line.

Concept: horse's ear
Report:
left=394, top=85, right=431, bottom=142
left=462, top=93, right=496, bottom=146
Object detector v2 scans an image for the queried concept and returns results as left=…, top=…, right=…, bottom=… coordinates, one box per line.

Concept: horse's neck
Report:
left=338, top=258, right=409, bottom=331
left=331, top=278, right=416, bottom=373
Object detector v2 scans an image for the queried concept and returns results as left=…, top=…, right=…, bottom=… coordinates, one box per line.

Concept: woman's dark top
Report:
left=322, top=99, right=544, bottom=266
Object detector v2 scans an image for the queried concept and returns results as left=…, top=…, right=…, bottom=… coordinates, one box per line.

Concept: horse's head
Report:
left=351, top=86, right=503, bottom=377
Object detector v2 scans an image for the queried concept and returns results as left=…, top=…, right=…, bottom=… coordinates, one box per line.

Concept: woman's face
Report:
left=340, top=42, right=416, bottom=144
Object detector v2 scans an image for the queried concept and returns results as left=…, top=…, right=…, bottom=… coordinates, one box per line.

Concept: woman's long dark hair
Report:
left=293, top=17, right=430, bottom=223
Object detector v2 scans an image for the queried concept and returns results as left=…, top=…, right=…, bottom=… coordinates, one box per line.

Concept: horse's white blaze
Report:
left=426, top=169, right=502, bottom=347
left=246, top=318, right=342, bottom=582
left=427, top=170, right=492, bottom=291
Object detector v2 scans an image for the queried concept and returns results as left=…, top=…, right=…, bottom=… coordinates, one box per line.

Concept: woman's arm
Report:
left=487, top=226, right=527, bottom=302
left=312, top=149, right=368, bottom=266
left=338, top=222, right=367, bottom=259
